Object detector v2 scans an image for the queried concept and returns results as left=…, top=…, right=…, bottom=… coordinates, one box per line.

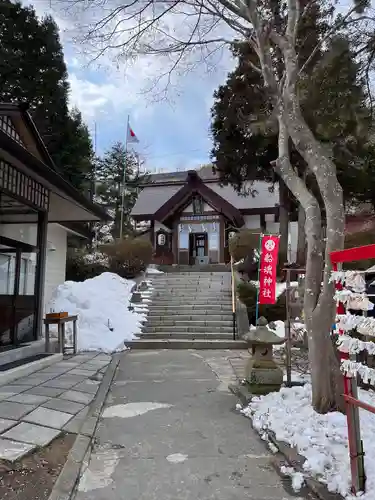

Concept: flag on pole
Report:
left=127, top=123, right=139, bottom=144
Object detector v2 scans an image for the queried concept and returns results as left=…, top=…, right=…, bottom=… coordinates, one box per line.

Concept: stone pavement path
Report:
left=73, top=350, right=313, bottom=500
left=0, top=353, right=111, bottom=462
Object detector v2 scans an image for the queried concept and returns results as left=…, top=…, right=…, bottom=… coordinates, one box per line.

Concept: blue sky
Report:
left=25, top=0, right=235, bottom=173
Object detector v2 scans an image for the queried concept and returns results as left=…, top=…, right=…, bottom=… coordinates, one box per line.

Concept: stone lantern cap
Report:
left=243, top=316, right=285, bottom=345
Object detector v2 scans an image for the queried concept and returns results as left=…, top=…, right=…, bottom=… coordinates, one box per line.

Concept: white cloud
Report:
left=20, top=0, right=237, bottom=170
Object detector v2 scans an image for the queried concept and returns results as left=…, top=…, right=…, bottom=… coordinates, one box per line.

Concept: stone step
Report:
left=148, top=305, right=232, bottom=311
left=144, top=319, right=234, bottom=327
left=151, top=275, right=230, bottom=279
left=151, top=288, right=231, bottom=293
left=151, top=271, right=230, bottom=276
left=149, top=298, right=232, bottom=304
left=151, top=274, right=229, bottom=279
left=147, top=305, right=233, bottom=312
left=145, top=314, right=233, bottom=321
left=156, top=266, right=230, bottom=273
left=153, top=286, right=232, bottom=289
left=142, top=325, right=234, bottom=333
left=125, top=339, right=246, bottom=349
left=151, top=284, right=231, bottom=289
left=136, top=331, right=234, bottom=340
left=150, top=294, right=232, bottom=300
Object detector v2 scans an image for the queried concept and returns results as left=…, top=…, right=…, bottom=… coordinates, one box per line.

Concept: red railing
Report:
left=330, top=244, right=375, bottom=494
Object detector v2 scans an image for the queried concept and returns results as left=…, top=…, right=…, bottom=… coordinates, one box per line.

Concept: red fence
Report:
left=330, top=244, right=375, bottom=494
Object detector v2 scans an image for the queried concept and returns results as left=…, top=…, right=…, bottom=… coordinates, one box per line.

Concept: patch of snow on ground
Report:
left=280, top=466, right=305, bottom=492
left=146, top=266, right=164, bottom=274
left=242, top=383, right=375, bottom=499
left=47, top=272, right=147, bottom=352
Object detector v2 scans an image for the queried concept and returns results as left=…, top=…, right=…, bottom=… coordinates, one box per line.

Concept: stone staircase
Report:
left=126, top=271, right=247, bottom=349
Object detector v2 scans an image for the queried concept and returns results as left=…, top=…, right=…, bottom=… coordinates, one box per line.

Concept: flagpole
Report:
left=119, top=115, right=130, bottom=239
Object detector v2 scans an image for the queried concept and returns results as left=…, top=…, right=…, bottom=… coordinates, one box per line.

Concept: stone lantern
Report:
left=242, top=316, right=285, bottom=395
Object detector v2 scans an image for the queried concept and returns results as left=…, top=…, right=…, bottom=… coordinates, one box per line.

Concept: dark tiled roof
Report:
left=147, top=165, right=216, bottom=184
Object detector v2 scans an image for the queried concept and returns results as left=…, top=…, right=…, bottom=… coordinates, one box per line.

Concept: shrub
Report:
left=102, top=238, right=153, bottom=279
left=237, top=280, right=286, bottom=325
left=66, top=250, right=108, bottom=282
left=229, top=229, right=261, bottom=262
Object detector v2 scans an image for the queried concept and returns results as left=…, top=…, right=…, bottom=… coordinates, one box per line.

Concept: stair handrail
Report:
left=230, top=255, right=236, bottom=340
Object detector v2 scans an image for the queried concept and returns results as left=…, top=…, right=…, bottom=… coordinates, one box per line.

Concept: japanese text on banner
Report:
left=258, top=235, right=280, bottom=304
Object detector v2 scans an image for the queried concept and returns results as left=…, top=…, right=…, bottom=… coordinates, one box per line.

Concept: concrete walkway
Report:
left=0, top=353, right=111, bottom=461
left=73, top=350, right=312, bottom=500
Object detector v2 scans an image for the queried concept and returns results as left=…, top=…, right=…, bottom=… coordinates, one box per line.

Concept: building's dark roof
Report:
left=146, top=165, right=216, bottom=185
left=0, top=102, right=56, bottom=169
left=132, top=169, right=279, bottom=218
left=0, top=102, right=110, bottom=221
left=152, top=170, right=245, bottom=226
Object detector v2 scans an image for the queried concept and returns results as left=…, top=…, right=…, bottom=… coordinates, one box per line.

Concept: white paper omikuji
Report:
left=336, top=313, right=375, bottom=337
left=337, top=335, right=375, bottom=355
left=341, top=359, right=375, bottom=386
left=334, top=290, right=374, bottom=311
left=331, top=271, right=366, bottom=293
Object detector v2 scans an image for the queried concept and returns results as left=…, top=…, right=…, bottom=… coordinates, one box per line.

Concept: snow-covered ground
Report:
left=146, top=265, right=164, bottom=275
left=47, top=272, right=149, bottom=352
left=241, top=383, right=375, bottom=499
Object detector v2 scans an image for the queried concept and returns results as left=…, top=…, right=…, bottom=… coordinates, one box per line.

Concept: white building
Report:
left=0, top=103, right=108, bottom=363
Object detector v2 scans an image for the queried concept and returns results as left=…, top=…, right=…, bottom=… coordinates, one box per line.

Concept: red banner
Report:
left=258, top=235, right=280, bottom=304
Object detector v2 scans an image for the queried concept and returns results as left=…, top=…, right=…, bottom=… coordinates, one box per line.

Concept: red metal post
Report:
left=344, top=394, right=375, bottom=415
left=332, top=262, right=365, bottom=493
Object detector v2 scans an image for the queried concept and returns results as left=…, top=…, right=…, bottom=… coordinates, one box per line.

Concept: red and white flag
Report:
left=127, top=123, right=139, bottom=144
left=258, top=235, right=280, bottom=304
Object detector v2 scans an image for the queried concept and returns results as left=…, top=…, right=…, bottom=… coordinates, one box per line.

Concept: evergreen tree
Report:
left=54, top=108, right=95, bottom=193
left=0, top=0, right=93, bottom=190
left=95, top=142, right=148, bottom=240
left=211, top=34, right=373, bottom=220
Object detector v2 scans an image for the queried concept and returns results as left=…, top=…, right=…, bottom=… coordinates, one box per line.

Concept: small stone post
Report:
left=243, top=316, right=285, bottom=395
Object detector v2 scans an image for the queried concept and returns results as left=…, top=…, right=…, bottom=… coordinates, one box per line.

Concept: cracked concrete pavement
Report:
left=73, top=349, right=314, bottom=500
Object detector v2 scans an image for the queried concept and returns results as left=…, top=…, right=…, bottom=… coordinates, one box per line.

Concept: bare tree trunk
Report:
left=275, top=113, right=344, bottom=414
left=296, top=203, right=306, bottom=265
left=278, top=179, right=290, bottom=265
left=284, top=108, right=344, bottom=413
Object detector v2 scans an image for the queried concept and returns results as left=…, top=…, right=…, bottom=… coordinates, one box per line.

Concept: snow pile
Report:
left=47, top=272, right=147, bottom=352
left=146, top=265, right=164, bottom=275
left=242, top=383, right=375, bottom=499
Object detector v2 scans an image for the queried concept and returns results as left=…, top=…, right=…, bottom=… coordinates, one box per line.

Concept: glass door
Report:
left=0, top=243, right=17, bottom=347
left=0, top=237, right=37, bottom=348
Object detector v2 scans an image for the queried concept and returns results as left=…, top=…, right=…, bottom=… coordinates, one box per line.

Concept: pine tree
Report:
left=54, top=108, right=95, bottom=193
left=0, top=1, right=93, bottom=190
left=211, top=33, right=373, bottom=261
left=95, top=142, right=148, bottom=240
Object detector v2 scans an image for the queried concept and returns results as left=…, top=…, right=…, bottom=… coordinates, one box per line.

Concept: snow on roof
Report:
left=131, top=179, right=279, bottom=216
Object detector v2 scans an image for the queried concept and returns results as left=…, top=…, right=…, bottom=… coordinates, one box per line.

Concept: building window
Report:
left=192, top=196, right=203, bottom=215
left=0, top=160, right=49, bottom=210
left=0, top=115, right=25, bottom=147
